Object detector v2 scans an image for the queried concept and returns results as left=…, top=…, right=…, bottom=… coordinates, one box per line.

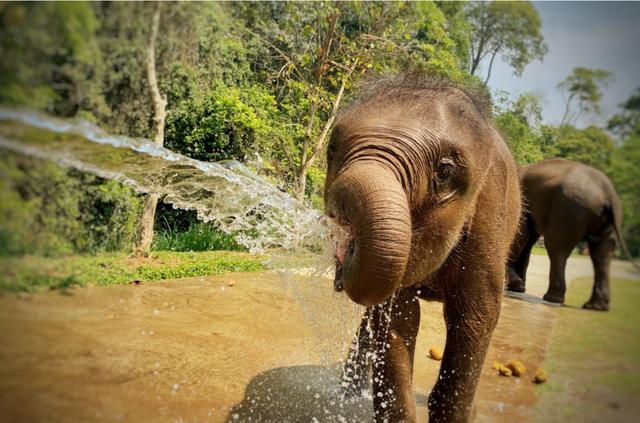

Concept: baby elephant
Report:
left=507, top=158, right=636, bottom=310
left=324, top=75, right=521, bottom=422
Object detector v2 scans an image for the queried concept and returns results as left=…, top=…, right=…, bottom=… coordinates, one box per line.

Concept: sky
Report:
left=486, top=1, right=640, bottom=128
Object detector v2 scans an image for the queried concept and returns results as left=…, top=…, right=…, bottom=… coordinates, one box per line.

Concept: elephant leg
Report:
left=583, top=233, right=615, bottom=311
left=341, top=309, right=371, bottom=397
left=507, top=215, right=538, bottom=292
left=369, top=288, right=420, bottom=423
left=543, top=250, right=570, bottom=304
left=428, top=270, right=502, bottom=422
left=507, top=223, right=540, bottom=292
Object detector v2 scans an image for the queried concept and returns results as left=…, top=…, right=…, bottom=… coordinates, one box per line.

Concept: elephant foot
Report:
left=583, top=300, right=609, bottom=311
left=542, top=292, right=564, bottom=304
left=506, top=278, right=526, bottom=293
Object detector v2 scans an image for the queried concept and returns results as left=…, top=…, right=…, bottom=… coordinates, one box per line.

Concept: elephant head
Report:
left=324, top=77, right=495, bottom=306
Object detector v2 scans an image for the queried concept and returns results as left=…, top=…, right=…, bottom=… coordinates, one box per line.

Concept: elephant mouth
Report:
left=333, top=230, right=355, bottom=292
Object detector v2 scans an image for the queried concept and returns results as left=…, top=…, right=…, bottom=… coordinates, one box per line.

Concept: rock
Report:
left=429, top=346, right=443, bottom=361
left=533, top=368, right=548, bottom=384
left=506, top=359, right=526, bottom=377
left=227, top=281, right=235, bottom=287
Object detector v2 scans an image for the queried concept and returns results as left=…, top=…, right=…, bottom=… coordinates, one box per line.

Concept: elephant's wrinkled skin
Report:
left=507, top=158, right=632, bottom=311
left=324, top=76, right=521, bottom=422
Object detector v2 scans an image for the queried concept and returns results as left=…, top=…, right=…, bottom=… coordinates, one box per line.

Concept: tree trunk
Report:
left=134, top=1, right=167, bottom=256
left=483, top=49, right=498, bottom=85
left=559, top=92, right=575, bottom=127
left=295, top=62, right=356, bottom=203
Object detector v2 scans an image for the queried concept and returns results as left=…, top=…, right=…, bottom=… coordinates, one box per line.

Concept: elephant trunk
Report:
left=328, top=163, right=412, bottom=306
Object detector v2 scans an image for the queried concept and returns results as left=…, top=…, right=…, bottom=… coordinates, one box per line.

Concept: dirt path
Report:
left=0, top=256, right=636, bottom=422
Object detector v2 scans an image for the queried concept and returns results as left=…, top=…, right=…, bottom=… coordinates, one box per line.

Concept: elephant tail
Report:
left=607, top=202, right=640, bottom=272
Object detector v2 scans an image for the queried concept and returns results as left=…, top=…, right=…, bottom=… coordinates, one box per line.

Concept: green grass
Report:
left=531, top=245, right=547, bottom=256
left=535, top=277, right=640, bottom=421
left=0, top=251, right=264, bottom=293
left=531, top=245, right=581, bottom=257
left=152, top=224, right=245, bottom=252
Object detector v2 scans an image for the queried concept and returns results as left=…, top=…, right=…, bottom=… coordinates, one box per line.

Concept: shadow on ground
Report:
left=226, top=363, right=429, bottom=422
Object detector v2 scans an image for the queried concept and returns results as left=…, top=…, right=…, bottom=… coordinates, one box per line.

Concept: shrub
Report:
left=0, top=152, right=142, bottom=256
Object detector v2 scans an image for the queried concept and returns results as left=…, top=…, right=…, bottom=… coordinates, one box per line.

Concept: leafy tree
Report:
left=558, top=67, right=613, bottom=126
left=436, top=1, right=472, bottom=71
left=0, top=153, right=141, bottom=256
left=608, top=89, right=640, bottom=256
left=165, top=82, right=277, bottom=162
left=609, top=135, right=640, bottom=256
left=134, top=1, right=168, bottom=256
left=551, top=126, right=614, bottom=171
left=466, top=1, right=547, bottom=84
left=0, top=2, right=107, bottom=117
left=493, top=92, right=546, bottom=164
left=512, top=91, right=543, bottom=126
left=495, top=111, right=544, bottom=165
left=237, top=1, right=469, bottom=202
left=608, top=87, right=640, bottom=139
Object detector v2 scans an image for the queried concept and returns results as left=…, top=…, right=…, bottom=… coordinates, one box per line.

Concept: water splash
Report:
left=0, top=107, right=329, bottom=253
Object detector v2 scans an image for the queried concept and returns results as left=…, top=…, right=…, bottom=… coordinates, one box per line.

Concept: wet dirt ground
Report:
left=0, top=255, right=636, bottom=422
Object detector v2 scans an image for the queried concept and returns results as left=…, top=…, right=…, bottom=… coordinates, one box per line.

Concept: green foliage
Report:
left=165, top=82, right=277, bottom=162
left=153, top=224, right=244, bottom=252
left=0, top=251, right=263, bottom=292
left=0, top=153, right=141, bottom=256
left=495, top=111, right=544, bottom=165
left=609, top=136, right=640, bottom=256
left=0, top=2, right=107, bottom=116
left=607, top=89, right=640, bottom=255
left=236, top=1, right=472, bottom=198
left=551, top=125, right=615, bottom=171
left=608, top=87, right=640, bottom=139
left=494, top=92, right=546, bottom=165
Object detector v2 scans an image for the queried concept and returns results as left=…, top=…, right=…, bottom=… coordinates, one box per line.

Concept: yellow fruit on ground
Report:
left=506, top=359, right=526, bottom=377
left=533, top=368, right=548, bottom=384
left=429, top=346, right=443, bottom=361
left=498, top=365, right=512, bottom=377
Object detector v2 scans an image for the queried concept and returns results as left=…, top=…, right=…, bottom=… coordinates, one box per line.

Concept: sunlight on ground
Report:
left=535, top=277, right=640, bottom=422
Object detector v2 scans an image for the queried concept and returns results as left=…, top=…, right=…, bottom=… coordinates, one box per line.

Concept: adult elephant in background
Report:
left=507, top=158, right=637, bottom=311
left=324, top=75, right=521, bottom=422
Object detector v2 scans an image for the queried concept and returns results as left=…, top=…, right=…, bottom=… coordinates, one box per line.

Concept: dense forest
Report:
left=1, top=1, right=638, bottom=257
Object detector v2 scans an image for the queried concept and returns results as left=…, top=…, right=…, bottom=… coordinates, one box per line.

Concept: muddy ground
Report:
left=0, top=255, right=636, bottom=422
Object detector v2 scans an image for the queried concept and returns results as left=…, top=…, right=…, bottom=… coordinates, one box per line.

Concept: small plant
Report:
left=152, top=223, right=245, bottom=252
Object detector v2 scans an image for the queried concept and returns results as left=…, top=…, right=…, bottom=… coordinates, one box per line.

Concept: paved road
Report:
left=520, top=254, right=638, bottom=298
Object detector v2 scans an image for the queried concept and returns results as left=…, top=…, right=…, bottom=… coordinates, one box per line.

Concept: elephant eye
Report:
left=433, top=157, right=463, bottom=203
left=436, top=158, right=456, bottom=184
left=436, top=159, right=456, bottom=183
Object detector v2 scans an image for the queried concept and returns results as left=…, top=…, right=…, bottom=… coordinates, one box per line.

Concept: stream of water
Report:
left=0, top=107, right=331, bottom=253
